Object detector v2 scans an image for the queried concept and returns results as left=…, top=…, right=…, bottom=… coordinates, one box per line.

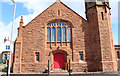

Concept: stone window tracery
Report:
left=47, top=21, right=71, bottom=42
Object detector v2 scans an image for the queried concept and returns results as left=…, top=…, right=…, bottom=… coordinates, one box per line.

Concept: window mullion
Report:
left=50, top=26, right=52, bottom=43
left=66, top=26, right=67, bottom=42
left=61, top=25, right=62, bottom=46
left=55, top=22, right=57, bottom=46
left=66, top=26, right=67, bottom=46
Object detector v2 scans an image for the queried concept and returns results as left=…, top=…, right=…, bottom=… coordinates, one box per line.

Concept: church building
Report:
left=13, top=0, right=118, bottom=73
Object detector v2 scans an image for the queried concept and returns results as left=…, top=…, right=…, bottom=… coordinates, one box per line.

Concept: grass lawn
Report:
left=0, top=64, right=6, bottom=70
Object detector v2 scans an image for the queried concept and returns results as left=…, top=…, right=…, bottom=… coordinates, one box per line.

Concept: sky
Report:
left=0, top=0, right=119, bottom=48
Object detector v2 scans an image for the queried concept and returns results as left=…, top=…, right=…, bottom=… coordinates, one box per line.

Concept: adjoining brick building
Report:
left=115, top=45, right=120, bottom=70
left=13, top=0, right=118, bottom=73
left=0, top=37, right=14, bottom=64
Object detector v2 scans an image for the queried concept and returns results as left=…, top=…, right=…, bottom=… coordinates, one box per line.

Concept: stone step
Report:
left=50, top=69, right=68, bottom=73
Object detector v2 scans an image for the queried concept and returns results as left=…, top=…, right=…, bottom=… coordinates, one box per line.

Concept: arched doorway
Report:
left=54, top=53, right=65, bottom=69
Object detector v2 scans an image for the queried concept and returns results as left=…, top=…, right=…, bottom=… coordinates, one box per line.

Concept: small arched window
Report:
left=47, top=21, right=71, bottom=42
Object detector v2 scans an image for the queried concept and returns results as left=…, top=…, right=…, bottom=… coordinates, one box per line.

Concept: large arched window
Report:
left=47, top=21, right=71, bottom=42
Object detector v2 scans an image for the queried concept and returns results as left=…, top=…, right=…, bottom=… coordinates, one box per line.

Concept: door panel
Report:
left=54, top=53, right=65, bottom=69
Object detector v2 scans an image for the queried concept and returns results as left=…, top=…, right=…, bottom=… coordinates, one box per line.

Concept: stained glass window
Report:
left=52, top=27, right=55, bottom=42
left=67, top=27, right=71, bottom=41
left=62, top=27, right=66, bottom=41
left=47, top=21, right=71, bottom=42
left=57, top=27, right=61, bottom=41
left=47, top=27, right=51, bottom=42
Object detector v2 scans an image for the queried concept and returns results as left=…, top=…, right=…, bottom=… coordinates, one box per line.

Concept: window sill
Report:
left=117, top=59, right=120, bottom=60
left=47, top=41, right=71, bottom=43
left=35, top=61, right=40, bottom=63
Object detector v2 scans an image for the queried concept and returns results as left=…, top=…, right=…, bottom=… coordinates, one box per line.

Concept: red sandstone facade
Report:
left=13, top=0, right=117, bottom=73
left=115, top=45, right=120, bottom=70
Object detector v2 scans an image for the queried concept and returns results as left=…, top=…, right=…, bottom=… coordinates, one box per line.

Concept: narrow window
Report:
left=101, top=12, right=104, bottom=20
left=4, top=54, right=7, bottom=60
left=117, top=52, right=119, bottom=59
left=6, top=46, right=7, bottom=50
left=58, top=10, right=60, bottom=15
left=6, top=45, right=10, bottom=50
left=57, top=27, right=61, bottom=41
left=62, top=27, right=66, bottom=41
left=67, top=27, right=71, bottom=41
left=8, top=54, right=10, bottom=60
left=35, top=52, right=39, bottom=62
left=92, top=13, right=95, bottom=22
left=52, top=27, right=55, bottom=42
left=8, top=46, right=10, bottom=50
left=57, top=22, right=59, bottom=26
left=52, top=23, right=54, bottom=26
left=94, top=35, right=97, bottom=42
left=79, top=52, right=83, bottom=61
left=47, top=27, right=51, bottom=42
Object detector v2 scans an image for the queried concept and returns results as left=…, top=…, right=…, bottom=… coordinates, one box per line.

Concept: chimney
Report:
left=8, top=37, right=9, bottom=41
left=18, top=16, right=23, bottom=37
left=4, top=37, right=7, bottom=43
left=56, top=0, right=61, bottom=2
left=20, top=16, right=23, bottom=27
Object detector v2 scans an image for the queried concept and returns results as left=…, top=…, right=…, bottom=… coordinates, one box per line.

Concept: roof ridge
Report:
left=56, top=0, right=61, bottom=2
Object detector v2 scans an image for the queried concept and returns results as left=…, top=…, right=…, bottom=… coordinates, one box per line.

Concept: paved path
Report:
left=1, top=73, right=120, bottom=76
left=1, top=72, right=120, bottom=76
left=0, top=70, right=6, bottom=76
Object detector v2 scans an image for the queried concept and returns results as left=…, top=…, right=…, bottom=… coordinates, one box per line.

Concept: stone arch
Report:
left=46, top=19, right=73, bottom=49
left=51, top=49, right=68, bottom=63
left=46, top=19, right=73, bottom=27
left=52, top=49, right=68, bottom=55
left=48, top=49, right=70, bottom=70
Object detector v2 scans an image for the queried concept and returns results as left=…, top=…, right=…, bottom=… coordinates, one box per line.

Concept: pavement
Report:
left=0, top=70, right=6, bottom=76
left=1, top=74, right=120, bottom=76
left=1, top=72, right=120, bottom=76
